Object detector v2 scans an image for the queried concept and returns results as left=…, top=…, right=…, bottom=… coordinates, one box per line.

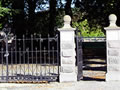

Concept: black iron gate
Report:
left=0, top=34, right=59, bottom=83
left=76, top=30, right=83, bottom=81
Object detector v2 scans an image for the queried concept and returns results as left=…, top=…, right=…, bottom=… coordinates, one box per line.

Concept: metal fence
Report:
left=0, top=34, right=59, bottom=82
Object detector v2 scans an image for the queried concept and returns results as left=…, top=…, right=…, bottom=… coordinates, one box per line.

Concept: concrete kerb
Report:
left=0, top=81, right=120, bottom=90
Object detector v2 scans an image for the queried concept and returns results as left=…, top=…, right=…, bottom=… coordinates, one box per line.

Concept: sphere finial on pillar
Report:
left=109, top=14, right=117, bottom=27
left=63, top=15, right=71, bottom=28
left=64, top=15, right=71, bottom=23
left=58, top=15, right=75, bottom=31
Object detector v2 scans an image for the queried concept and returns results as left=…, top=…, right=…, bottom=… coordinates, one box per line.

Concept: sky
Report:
left=35, top=0, right=75, bottom=12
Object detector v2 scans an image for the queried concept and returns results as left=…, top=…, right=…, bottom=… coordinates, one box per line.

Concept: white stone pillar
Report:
left=104, top=14, right=120, bottom=81
left=58, top=15, right=77, bottom=82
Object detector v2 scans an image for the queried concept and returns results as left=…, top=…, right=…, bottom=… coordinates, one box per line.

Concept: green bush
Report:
left=72, top=19, right=105, bottom=37
left=0, top=3, right=11, bottom=29
left=0, top=7, right=10, bottom=17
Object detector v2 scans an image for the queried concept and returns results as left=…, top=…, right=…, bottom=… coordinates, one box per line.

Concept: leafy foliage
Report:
left=0, top=7, right=10, bottom=17
left=0, top=7, right=11, bottom=29
left=72, top=19, right=105, bottom=37
left=0, top=1, right=11, bottom=29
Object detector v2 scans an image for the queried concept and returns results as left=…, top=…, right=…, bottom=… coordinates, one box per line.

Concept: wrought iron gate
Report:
left=0, top=34, right=59, bottom=83
left=76, top=30, right=83, bottom=81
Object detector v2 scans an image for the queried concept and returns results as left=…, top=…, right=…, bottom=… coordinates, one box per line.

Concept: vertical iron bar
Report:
left=76, top=32, right=79, bottom=81
left=52, top=47, right=55, bottom=74
left=39, top=35, right=42, bottom=79
left=31, top=35, right=34, bottom=80
left=44, top=47, right=47, bottom=77
left=56, top=34, right=59, bottom=77
left=48, top=34, right=51, bottom=76
left=1, top=48, right=3, bottom=80
left=5, top=35, right=9, bottom=82
left=76, top=36, right=79, bottom=66
left=10, top=48, right=13, bottom=80
left=15, top=36, right=17, bottom=80
left=35, top=47, right=38, bottom=81
left=23, top=35, right=26, bottom=80
left=80, top=36, right=83, bottom=79
left=19, top=48, right=22, bottom=79
left=27, top=48, right=29, bottom=80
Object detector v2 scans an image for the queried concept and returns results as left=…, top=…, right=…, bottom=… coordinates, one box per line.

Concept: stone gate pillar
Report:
left=104, top=14, right=120, bottom=81
left=58, top=15, right=77, bottom=82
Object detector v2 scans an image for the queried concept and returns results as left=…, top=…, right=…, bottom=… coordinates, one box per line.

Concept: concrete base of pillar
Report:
left=59, top=73, right=77, bottom=82
left=106, top=72, right=120, bottom=81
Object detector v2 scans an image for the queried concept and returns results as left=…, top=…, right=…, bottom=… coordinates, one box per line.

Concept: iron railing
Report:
left=0, top=34, right=59, bottom=82
left=75, top=29, right=83, bottom=81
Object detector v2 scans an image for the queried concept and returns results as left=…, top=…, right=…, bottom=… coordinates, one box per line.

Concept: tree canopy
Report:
left=0, top=1, right=11, bottom=29
left=0, top=0, right=120, bottom=37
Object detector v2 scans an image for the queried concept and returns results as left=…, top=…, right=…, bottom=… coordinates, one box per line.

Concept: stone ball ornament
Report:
left=109, top=14, right=117, bottom=21
left=64, top=15, right=71, bottom=23
left=58, top=15, right=75, bottom=30
left=109, top=14, right=117, bottom=27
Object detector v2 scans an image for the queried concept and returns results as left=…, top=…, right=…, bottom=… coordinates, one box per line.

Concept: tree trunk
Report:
left=75, top=0, right=81, bottom=8
left=49, top=0, right=57, bottom=37
left=65, top=0, right=72, bottom=17
left=27, top=0, right=36, bottom=34
left=12, top=0, right=25, bottom=36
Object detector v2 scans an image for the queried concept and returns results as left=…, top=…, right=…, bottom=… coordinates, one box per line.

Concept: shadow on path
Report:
left=82, top=58, right=106, bottom=81
left=82, top=76, right=105, bottom=81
